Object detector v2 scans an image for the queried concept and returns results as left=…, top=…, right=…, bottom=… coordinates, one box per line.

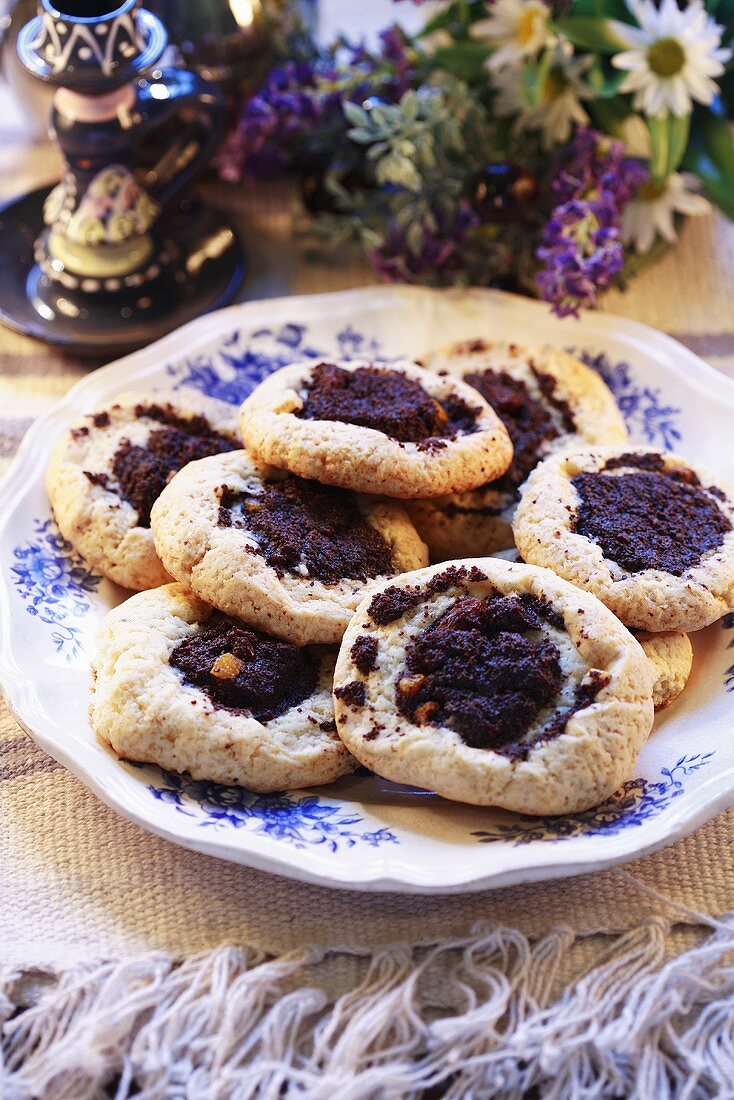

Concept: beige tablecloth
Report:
left=3, top=118, right=734, bottom=1098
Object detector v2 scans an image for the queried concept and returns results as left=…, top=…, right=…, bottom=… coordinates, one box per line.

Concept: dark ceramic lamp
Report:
left=0, top=0, right=244, bottom=354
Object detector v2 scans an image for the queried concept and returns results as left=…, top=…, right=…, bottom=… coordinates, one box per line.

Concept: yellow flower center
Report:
left=638, top=180, right=667, bottom=202
left=647, top=37, right=686, bottom=77
left=518, top=6, right=543, bottom=47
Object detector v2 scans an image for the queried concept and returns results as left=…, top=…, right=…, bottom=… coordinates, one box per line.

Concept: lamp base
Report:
left=0, top=187, right=245, bottom=357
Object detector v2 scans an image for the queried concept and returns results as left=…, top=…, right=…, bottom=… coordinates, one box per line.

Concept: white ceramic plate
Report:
left=2, top=286, right=733, bottom=894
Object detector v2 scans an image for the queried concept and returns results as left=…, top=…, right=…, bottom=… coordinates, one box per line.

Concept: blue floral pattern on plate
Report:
left=10, top=518, right=102, bottom=660
left=472, top=753, right=715, bottom=845
left=143, top=753, right=717, bottom=848
left=9, top=323, right=710, bottom=853
left=576, top=350, right=683, bottom=449
left=169, top=325, right=683, bottom=453
left=147, top=769, right=398, bottom=851
left=168, top=322, right=383, bottom=406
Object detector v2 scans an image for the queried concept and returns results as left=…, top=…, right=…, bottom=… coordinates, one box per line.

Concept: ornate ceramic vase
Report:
left=0, top=0, right=243, bottom=353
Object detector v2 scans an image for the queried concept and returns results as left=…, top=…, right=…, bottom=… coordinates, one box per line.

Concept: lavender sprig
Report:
left=536, top=198, right=624, bottom=318
left=536, top=130, right=647, bottom=317
left=367, top=201, right=477, bottom=283
left=218, top=61, right=328, bottom=181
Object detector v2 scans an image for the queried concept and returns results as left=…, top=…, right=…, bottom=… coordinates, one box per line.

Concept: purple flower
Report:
left=218, top=61, right=339, bottom=181
left=379, top=25, right=412, bottom=98
left=536, top=129, right=647, bottom=317
left=367, top=202, right=477, bottom=284
left=218, top=40, right=411, bottom=183
left=537, top=197, right=624, bottom=317
left=552, top=129, right=647, bottom=208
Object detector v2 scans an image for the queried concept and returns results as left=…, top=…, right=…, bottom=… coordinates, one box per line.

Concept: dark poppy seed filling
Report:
left=170, top=618, right=318, bottom=720
left=109, top=405, right=234, bottom=527
left=351, top=635, right=378, bottom=674
left=297, top=362, right=480, bottom=443
left=573, top=463, right=731, bottom=576
left=464, top=369, right=560, bottom=492
left=219, top=477, right=394, bottom=584
left=368, top=564, right=487, bottom=626
left=396, top=594, right=565, bottom=754
left=531, top=369, right=576, bottom=434
left=395, top=592, right=608, bottom=759
left=334, top=681, right=366, bottom=708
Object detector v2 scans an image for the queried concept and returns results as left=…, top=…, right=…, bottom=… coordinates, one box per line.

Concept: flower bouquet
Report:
left=219, top=0, right=734, bottom=316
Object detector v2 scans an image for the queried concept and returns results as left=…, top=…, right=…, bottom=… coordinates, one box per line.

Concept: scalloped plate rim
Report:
left=2, top=285, right=734, bottom=894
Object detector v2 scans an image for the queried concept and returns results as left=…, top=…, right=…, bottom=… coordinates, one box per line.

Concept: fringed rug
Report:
left=4, top=917, right=734, bottom=1098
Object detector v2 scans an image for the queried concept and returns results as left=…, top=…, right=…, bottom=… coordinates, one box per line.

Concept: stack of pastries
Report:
left=46, top=340, right=734, bottom=815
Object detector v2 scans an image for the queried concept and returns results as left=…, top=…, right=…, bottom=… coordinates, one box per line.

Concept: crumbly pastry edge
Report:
left=333, top=558, right=655, bottom=816
left=405, top=341, right=628, bottom=562
left=150, top=448, right=429, bottom=645
left=238, top=358, right=515, bottom=499
left=636, top=630, right=694, bottom=710
left=46, top=390, right=240, bottom=591
left=513, top=445, right=734, bottom=633
left=90, top=583, right=355, bottom=792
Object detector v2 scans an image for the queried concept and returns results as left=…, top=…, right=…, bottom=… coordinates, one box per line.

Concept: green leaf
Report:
left=647, top=114, right=691, bottom=180
left=586, top=57, right=629, bottom=98
left=711, top=0, right=734, bottom=25
left=416, top=0, right=486, bottom=39
left=346, top=127, right=374, bottom=144
left=405, top=221, right=425, bottom=255
left=683, top=109, right=734, bottom=217
left=360, top=227, right=383, bottom=252
left=699, top=171, right=734, bottom=218
left=431, top=42, right=492, bottom=82
left=401, top=90, right=419, bottom=123
left=522, top=49, right=554, bottom=108
left=551, top=15, right=630, bottom=51
left=700, top=113, right=734, bottom=179
left=570, top=0, right=632, bottom=19
left=588, top=97, right=633, bottom=135
left=343, top=101, right=368, bottom=128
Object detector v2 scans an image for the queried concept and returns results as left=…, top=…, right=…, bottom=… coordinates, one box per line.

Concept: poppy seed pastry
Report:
left=91, top=584, right=354, bottom=791
left=513, top=446, right=734, bottom=632
left=46, top=391, right=239, bottom=590
left=406, top=340, right=627, bottom=560
left=333, top=558, right=654, bottom=816
left=238, top=358, right=514, bottom=498
left=150, top=449, right=429, bottom=645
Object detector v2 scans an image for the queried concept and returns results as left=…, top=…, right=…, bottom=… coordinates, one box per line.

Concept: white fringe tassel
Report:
left=3, top=917, right=734, bottom=1099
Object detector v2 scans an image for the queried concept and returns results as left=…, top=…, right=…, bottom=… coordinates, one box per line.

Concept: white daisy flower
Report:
left=611, top=0, right=732, bottom=118
left=472, top=0, right=553, bottom=71
left=493, top=50, right=593, bottom=149
left=622, top=172, right=711, bottom=252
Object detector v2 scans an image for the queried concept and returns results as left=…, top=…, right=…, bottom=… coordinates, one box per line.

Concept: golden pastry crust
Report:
left=514, top=446, right=734, bottom=632
left=636, top=630, right=694, bottom=710
left=91, top=584, right=354, bottom=791
left=406, top=341, right=627, bottom=561
left=46, top=391, right=239, bottom=590
left=238, top=358, right=514, bottom=499
left=151, top=449, right=428, bottom=645
left=333, top=558, right=654, bottom=816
